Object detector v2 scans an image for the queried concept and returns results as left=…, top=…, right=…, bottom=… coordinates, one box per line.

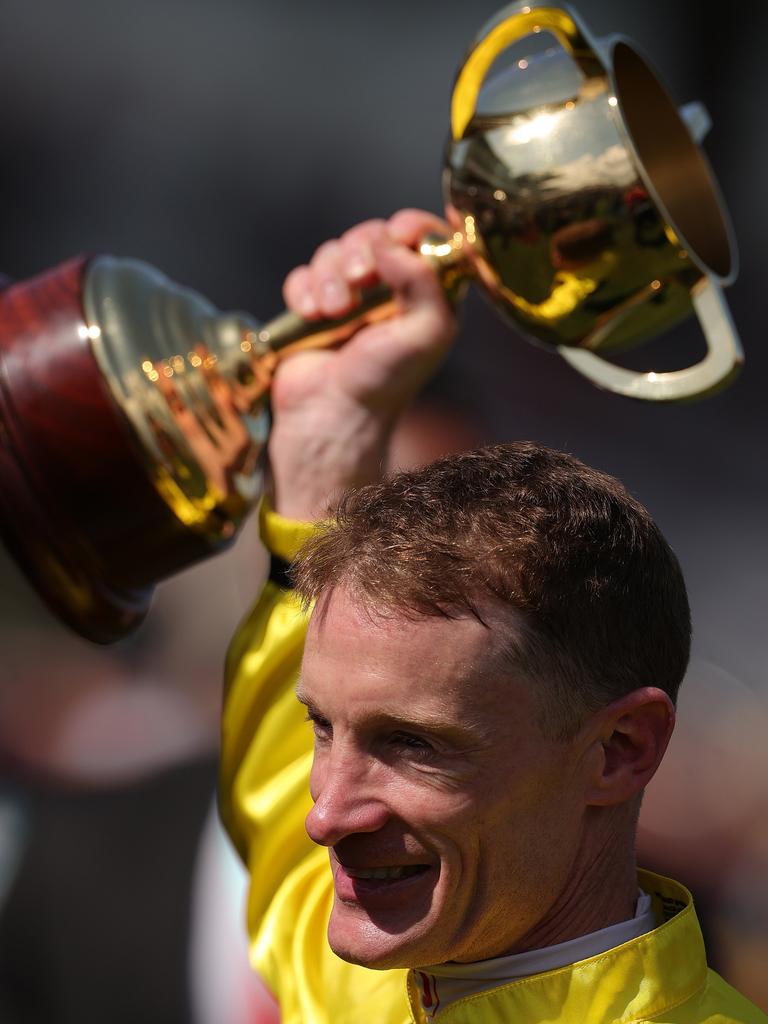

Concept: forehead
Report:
left=302, top=586, right=536, bottom=726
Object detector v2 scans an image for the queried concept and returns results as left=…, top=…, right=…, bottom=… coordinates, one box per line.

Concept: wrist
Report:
left=267, top=403, right=392, bottom=520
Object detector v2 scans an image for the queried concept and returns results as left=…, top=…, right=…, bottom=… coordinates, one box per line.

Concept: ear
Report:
left=584, top=687, right=675, bottom=807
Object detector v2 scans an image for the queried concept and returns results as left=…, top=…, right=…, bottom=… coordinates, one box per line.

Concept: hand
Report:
left=268, top=209, right=457, bottom=521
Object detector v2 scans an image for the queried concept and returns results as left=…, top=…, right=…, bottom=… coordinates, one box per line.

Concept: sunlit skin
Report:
left=298, top=585, right=675, bottom=970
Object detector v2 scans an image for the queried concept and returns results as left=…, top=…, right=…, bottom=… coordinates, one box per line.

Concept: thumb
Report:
left=370, top=235, right=456, bottom=356
left=329, top=235, right=455, bottom=410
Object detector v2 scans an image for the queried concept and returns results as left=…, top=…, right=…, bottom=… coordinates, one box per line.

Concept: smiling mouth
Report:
left=333, top=859, right=434, bottom=904
left=343, top=864, right=428, bottom=881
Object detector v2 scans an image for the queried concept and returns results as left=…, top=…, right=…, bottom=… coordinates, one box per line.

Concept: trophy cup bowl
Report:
left=0, top=2, right=743, bottom=643
left=444, top=2, right=741, bottom=400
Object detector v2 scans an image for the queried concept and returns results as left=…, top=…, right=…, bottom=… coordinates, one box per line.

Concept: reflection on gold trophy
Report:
left=0, top=2, right=742, bottom=642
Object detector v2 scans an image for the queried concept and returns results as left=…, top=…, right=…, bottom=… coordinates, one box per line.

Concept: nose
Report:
left=305, top=747, right=390, bottom=847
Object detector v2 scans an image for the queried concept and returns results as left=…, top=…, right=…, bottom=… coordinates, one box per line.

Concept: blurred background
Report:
left=0, top=0, right=766, bottom=1019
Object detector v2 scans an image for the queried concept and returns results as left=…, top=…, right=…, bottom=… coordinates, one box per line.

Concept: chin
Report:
left=327, top=911, right=439, bottom=971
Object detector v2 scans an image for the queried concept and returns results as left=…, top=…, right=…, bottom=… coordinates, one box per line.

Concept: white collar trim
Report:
left=415, top=890, right=655, bottom=1019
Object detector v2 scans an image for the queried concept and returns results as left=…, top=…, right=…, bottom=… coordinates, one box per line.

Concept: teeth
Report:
left=344, top=865, right=424, bottom=880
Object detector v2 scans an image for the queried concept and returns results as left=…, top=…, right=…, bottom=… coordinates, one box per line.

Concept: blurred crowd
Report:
left=0, top=0, right=766, bottom=1019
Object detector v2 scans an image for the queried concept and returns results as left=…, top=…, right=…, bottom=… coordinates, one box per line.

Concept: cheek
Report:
left=412, top=786, right=507, bottom=873
left=473, top=758, right=580, bottom=857
left=391, top=783, right=480, bottom=848
left=486, top=769, right=585, bottom=881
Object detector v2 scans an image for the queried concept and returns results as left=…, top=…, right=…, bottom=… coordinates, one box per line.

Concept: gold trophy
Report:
left=0, top=2, right=742, bottom=643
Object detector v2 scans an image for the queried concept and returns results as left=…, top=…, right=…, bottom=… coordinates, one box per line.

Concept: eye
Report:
left=305, top=710, right=332, bottom=743
left=390, top=732, right=435, bottom=756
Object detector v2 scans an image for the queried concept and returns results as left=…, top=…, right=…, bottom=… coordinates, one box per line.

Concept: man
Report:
left=219, top=210, right=766, bottom=1023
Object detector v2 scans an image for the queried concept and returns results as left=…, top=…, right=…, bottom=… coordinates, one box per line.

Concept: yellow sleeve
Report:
left=219, top=501, right=319, bottom=934
left=219, top=502, right=411, bottom=1023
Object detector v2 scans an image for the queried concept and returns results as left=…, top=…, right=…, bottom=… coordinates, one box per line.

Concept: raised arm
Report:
left=269, top=208, right=457, bottom=520
left=218, top=210, right=458, bottom=1018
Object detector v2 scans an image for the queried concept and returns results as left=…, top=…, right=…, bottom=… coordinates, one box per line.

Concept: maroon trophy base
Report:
left=0, top=258, right=218, bottom=643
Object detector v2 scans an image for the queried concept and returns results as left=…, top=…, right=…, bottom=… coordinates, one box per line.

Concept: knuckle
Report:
left=389, top=208, right=449, bottom=242
left=387, top=207, right=420, bottom=225
left=342, top=219, right=387, bottom=243
left=422, top=302, right=457, bottom=341
left=408, top=257, right=439, bottom=288
left=283, top=265, right=309, bottom=294
left=312, top=239, right=342, bottom=266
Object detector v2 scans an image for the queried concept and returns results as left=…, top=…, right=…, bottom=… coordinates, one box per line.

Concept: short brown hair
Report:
left=292, top=442, right=691, bottom=737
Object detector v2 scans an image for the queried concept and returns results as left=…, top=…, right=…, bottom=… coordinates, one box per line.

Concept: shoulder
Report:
left=254, top=849, right=411, bottom=1024
left=678, top=969, right=768, bottom=1024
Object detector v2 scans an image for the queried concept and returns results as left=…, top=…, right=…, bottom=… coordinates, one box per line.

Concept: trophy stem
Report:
left=81, top=232, right=468, bottom=567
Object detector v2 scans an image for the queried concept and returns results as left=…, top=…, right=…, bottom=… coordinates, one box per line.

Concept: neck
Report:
left=506, top=807, right=639, bottom=956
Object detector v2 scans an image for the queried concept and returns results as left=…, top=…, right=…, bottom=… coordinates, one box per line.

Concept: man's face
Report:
left=299, top=586, right=592, bottom=969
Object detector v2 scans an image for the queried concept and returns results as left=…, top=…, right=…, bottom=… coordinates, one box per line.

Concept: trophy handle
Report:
left=450, top=4, right=603, bottom=141
left=557, top=276, right=743, bottom=401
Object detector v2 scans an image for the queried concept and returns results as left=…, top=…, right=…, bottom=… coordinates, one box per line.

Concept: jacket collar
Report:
left=406, top=871, right=706, bottom=1023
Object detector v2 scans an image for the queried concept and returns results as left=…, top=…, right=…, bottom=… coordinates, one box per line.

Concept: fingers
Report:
left=337, top=219, right=388, bottom=283
left=325, top=229, right=457, bottom=410
left=370, top=232, right=445, bottom=309
left=270, top=210, right=458, bottom=519
left=282, top=211, right=452, bottom=322
left=282, top=240, right=349, bottom=320
left=372, top=214, right=456, bottom=348
left=282, top=264, right=320, bottom=320
left=370, top=235, right=455, bottom=355
left=283, top=219, right=389, bottom=320
left=386, top=208, right=452, bottom=248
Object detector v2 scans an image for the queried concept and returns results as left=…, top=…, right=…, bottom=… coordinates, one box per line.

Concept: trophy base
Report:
left=0, top=429, right=152, bottom=642
left=0, top=257, right=227, bottom=644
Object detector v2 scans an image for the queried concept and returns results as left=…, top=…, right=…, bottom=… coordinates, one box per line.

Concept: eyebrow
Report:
left=296, top=690, right=327, bottom=721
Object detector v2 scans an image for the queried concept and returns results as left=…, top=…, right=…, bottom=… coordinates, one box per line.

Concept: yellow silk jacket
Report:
left=218, top=505, right=767, bottom=1024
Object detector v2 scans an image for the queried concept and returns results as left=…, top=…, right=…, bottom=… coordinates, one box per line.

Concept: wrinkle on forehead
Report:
left=304, top=583, right=534, bottom=724
left=309, top=581, right=518, bottom=642
left=308, top=582, right=444, bottom=634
